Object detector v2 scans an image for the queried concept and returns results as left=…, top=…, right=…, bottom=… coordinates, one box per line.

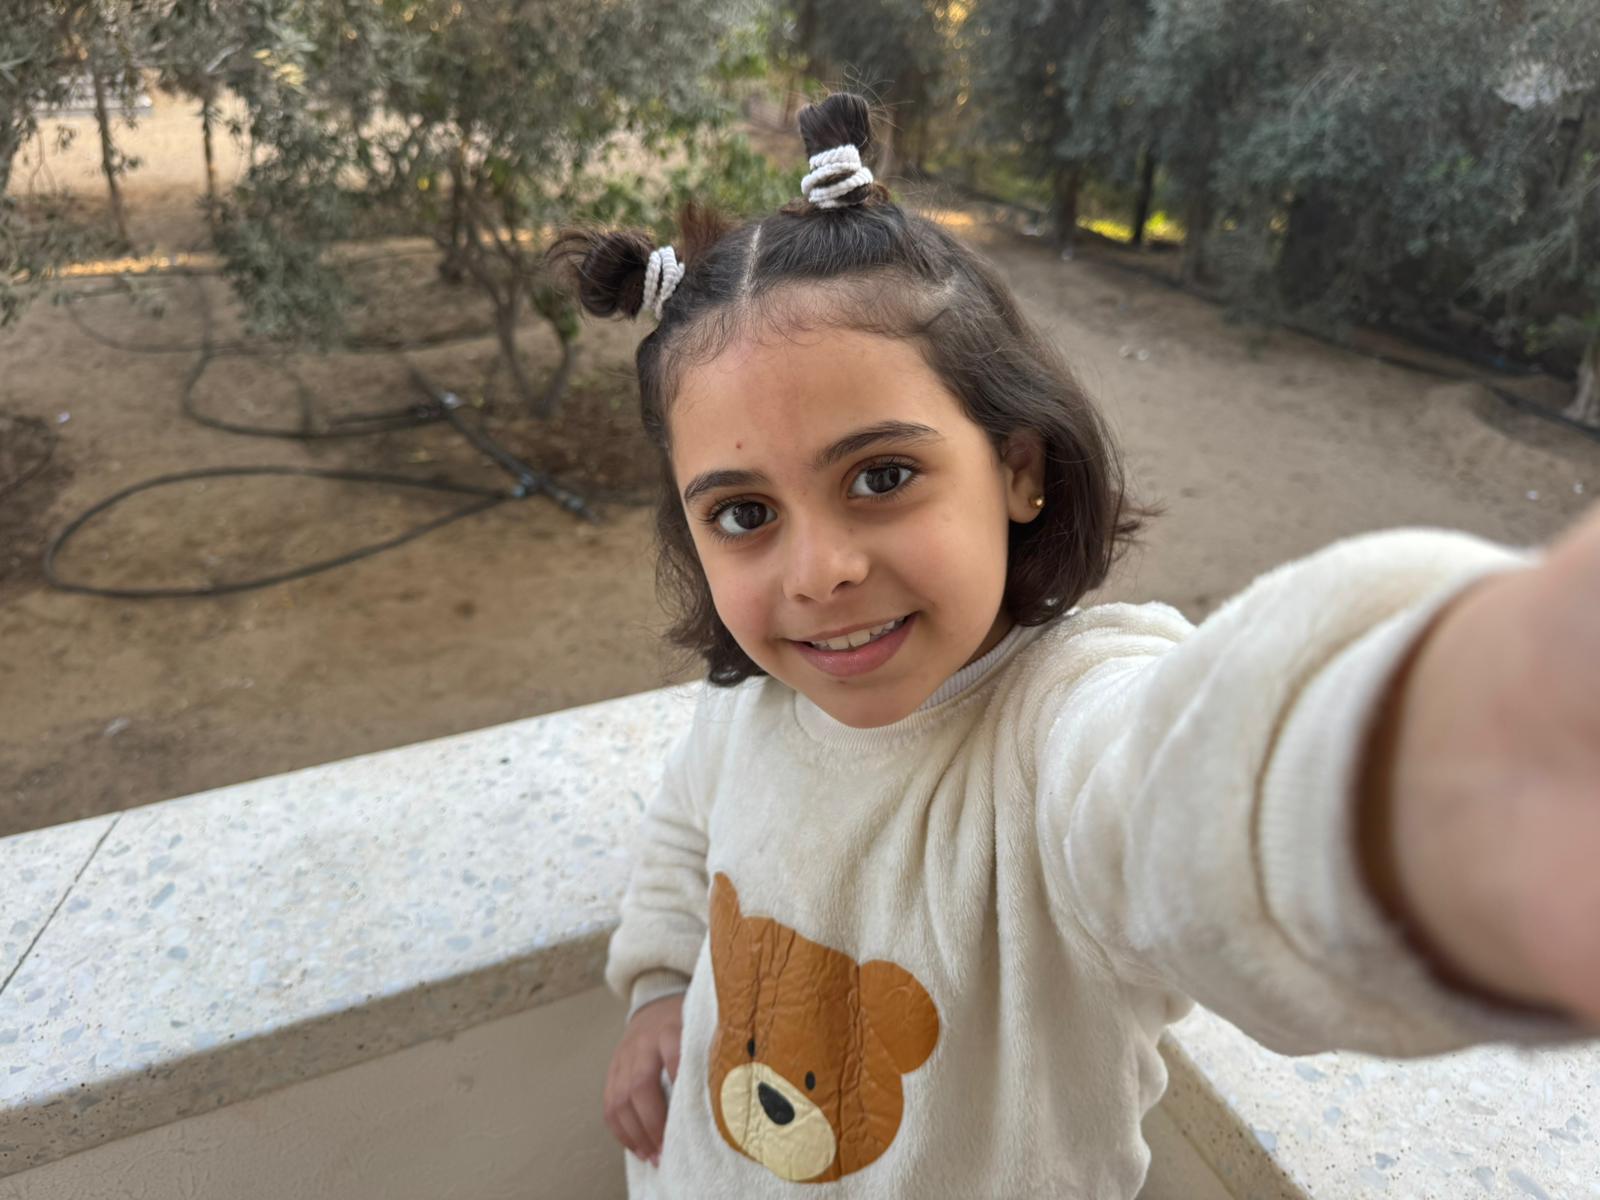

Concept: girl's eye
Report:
left=700, top=459, right=919, bottom=544
left=711, top=500, right=774, bottom=540
left=848, top=462, right=915, bottom=499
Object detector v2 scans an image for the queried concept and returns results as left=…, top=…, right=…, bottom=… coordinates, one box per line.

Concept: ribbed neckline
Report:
left=790, top=619, right=1044, bottom=750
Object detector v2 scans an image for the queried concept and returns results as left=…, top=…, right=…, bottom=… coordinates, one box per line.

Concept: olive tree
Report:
left=966, top=0, right=1152, bottom=251
left=220, top=0, right=775, bottom=416
left=0, top=3, right=122, bottom=323
left=146, top=0, right=246, bottom=230
left=1129, top=0, right=1312, bottom=283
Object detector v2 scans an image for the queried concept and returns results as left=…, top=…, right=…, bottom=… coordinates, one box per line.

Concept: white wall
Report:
left=2, top=984, right=1226, bottom=1200
left=0, top=988, right=630, bottom=1200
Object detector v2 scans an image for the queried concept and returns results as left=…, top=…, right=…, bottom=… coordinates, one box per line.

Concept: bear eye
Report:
left=805, top=1071, right=816, bottom=1091
left=746, top=1038, right=756, bottom=1058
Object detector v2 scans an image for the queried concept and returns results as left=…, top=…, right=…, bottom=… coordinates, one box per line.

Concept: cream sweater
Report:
left=606, top=529, right=1570, bottom=1199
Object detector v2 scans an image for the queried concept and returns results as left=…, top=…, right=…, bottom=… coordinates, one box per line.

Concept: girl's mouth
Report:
left=790, top=613, right=916, bottom=678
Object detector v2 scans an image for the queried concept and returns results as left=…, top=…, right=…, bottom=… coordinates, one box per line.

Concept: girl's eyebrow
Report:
left=680, top=420, right=944, bottom=505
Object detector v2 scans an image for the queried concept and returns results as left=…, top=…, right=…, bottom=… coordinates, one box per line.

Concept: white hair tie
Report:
left=641, top=245, right=685, bottom=320
left=801, top=143, right=874, bottom=209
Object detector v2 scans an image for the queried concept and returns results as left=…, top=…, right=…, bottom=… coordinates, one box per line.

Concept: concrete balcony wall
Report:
left=0, top=983, right=1227, bottom=1200
left=1, top=686, right=1593, bottom=1199
left=0, top=988, right=630, bottom=1200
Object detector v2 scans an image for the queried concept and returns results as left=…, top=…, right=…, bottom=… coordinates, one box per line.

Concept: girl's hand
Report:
left=604, top=993, right=684, bottom=1167
left=1363, top=502, right=1600, bottom=1022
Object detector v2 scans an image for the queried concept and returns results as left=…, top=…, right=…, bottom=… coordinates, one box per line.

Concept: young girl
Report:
left=551, top=92, right=1599, bottom=1198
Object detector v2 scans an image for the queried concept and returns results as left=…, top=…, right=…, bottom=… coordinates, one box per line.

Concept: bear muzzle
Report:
left=719, top=1062, right=837, bottom=1182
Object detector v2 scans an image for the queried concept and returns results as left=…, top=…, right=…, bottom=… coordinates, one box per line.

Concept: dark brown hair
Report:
left=549, top=92, right=1152, bottom=687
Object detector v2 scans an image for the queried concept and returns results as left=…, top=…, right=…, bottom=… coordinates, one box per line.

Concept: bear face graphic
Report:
left=707, top=872, right=940, bottom=1183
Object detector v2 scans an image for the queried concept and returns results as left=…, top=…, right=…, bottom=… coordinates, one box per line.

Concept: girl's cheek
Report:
left=708, top=577, right=767, bottom=643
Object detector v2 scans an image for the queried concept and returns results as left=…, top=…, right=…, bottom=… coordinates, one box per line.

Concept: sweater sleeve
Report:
left=1034, top=526, right=1581, bottom=1057
left=605, top=693, right=714, bottom=1019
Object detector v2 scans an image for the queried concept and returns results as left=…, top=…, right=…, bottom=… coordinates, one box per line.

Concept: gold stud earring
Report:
left=1030, top=495, right=1044, bottom=509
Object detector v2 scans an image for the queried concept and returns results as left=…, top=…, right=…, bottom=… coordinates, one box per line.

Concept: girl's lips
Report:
left=790, top=613, right=916, bottom=678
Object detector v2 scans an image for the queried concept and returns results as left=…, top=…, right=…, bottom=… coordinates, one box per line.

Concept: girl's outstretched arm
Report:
left=1030, top=519, right=1592, bottom=1058
left=1359, top=502, right=1600, bottom=1023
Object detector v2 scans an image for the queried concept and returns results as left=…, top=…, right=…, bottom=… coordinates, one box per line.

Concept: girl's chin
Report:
left=794, top=676, right=936, bottom=729
left=809, top=696, right=920, bottom=729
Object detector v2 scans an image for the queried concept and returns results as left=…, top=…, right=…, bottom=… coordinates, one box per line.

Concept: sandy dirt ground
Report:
left=2, top=96, right=1598, bottom=838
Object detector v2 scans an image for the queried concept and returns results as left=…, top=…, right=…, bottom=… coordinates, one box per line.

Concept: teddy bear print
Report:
left=707, top=872, right=940, bottom=1183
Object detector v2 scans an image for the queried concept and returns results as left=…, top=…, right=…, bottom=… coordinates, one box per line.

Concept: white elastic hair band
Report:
left=641, top=245, right=685, bottom=320
left=801, top=143, right=874, bottom=209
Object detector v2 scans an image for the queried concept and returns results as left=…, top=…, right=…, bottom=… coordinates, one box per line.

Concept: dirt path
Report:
left=3, top=108, right=1597, bottom=838
left=959, top=217, right=1598, bottom=610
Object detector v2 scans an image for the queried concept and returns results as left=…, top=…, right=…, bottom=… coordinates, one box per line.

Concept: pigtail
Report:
left=549, top=203, right=737, bottom=322
left=546, top=227, right=656, bottom=319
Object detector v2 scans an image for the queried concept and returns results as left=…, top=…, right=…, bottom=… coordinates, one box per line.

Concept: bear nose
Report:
left=757, top=1081, right=795, bottom=1126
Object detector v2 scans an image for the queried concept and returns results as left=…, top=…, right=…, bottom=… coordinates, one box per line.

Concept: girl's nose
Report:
left=782, top=516, right=869, bottom=602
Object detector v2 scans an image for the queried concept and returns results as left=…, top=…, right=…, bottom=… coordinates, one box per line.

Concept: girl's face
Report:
left=670, top=323, right=1045, bottom=728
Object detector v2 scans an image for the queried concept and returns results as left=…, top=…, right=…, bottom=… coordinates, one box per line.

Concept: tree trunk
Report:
left=493, top=293, right=539, bottom=414
left=439, top=145, right=468, bottom=283
left=875, top=119, right=897, bottom=187
left=1180, top=194, right=1212, bottom=286
left=1052, top=163, right=1081, bottom=255
left=1555, top=94, right=1590, bottom=189
left=200, top=86, right=218, bottom=234
left=0, top=136, right=17, bottom=197
left=902, top=111, right=931, bottom=176
left=782, top=72, right=803, bottom=125
left=1566, top=334, right=1600, bottom=428
left=0, top=124, right=20, bottom=197
left=1130, top=147, right=1157, bottom=247
left=91, top=65, right=130, bottom=246
left=793, top=0, right=818, bottom=87
left=1276, top=191, right=1351, bottom=309
left=538, top=333, right=579, bottom=420
left=896, top=77, right=927, bottom=175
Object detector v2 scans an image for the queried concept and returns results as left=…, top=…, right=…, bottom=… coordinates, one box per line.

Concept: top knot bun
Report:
left=547, top=228, right=655, bottom=319
left=798, top=92, right=874, bottom=161
left=796, top=92, right=888, bottom=210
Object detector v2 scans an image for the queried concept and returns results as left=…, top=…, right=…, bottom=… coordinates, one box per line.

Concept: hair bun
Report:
left=797, top=92, right=887, bottom=210
left=547, top=228, right=655, bottom=319
left=798, top=92, right=874, bottom=160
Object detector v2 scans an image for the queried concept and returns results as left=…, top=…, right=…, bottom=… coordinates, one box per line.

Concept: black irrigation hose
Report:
left=0, top=414, right=58, bottom=504
left=179, top=345, right=446, bottom=441
left=35, top=264, right=607, bottom=598
left=44, top=466, right=510, bottom=599
left=409, top=365, right=600, bottom=521
left=61, top=287, right=531, bottom=361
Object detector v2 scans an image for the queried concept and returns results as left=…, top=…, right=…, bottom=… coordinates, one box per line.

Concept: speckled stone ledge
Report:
left=0, top=684, right=699, bottom=1178
left=1160, top=1007, right=1600, bottom=1199
left=4, top=684, right=1598, bottom=1195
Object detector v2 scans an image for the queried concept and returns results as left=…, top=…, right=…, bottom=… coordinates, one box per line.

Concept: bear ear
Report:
left=710, top=872, right=740, bottom=931
left=859, top=960, right=939, bottom=1074
left=709, top=873, right=743, bottom=1011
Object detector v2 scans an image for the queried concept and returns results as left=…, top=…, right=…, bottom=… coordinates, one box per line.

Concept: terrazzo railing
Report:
left=1, top=684, right=1596, bottom=1199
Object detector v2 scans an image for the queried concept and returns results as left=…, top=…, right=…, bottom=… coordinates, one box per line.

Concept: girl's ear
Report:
left=1000, top=431, right=1047, bottom=524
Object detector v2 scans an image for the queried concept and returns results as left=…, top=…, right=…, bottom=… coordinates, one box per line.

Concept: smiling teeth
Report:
left=807, top=616, right=906, bottom=651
